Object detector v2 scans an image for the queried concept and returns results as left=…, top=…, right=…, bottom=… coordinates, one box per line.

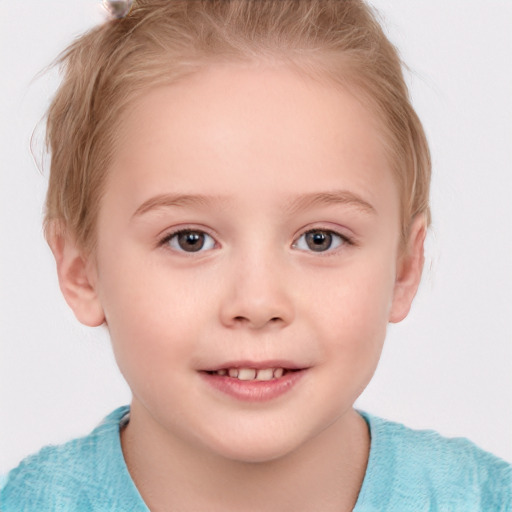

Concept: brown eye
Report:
left=166, top=230, right=215, bottom=253
left=305, top=231, right=332, bottom=251
left=294, top=229, right=346, bottom=253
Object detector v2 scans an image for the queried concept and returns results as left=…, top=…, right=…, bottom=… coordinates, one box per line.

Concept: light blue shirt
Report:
left=1, top=406, right=511, bottom=511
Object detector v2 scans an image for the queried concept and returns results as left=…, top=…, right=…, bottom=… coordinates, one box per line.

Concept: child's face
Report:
left=77, top=65, right=421, bottom=462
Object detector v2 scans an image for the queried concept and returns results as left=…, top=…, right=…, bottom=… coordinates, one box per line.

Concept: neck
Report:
left=121, top=400, right=370, bottom=512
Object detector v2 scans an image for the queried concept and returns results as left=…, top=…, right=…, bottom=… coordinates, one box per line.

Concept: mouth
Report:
left=199, top=362, right=307, bottom=402
left=204, top=367, right=299, bottom=382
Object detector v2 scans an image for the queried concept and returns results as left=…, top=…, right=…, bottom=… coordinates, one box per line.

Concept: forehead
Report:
left=105, top=64, right=398, bottom=219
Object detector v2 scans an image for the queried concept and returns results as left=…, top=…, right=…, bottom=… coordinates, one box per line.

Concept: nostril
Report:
left=230, top=316, right=283, bottom=328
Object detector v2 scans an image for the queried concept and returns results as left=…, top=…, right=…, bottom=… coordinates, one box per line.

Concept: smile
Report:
left=206, top=367, right=289, bottom=381
left=200, top=363, right=307, bottom=402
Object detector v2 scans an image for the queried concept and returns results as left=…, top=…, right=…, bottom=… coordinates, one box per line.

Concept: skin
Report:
left=50, top=64, right=426, bottom=511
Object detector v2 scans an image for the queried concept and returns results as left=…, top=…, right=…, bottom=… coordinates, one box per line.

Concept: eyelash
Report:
left=158, top=228, right=217, bottom=253
left=158, top=227, right=354, bottom=255
left=292, top=229, right=353, bottom=255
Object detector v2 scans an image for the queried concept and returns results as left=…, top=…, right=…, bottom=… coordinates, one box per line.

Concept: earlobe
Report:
left=47, top=224, right=105, bottom=327
left=389, top=216, right=427, bottom=323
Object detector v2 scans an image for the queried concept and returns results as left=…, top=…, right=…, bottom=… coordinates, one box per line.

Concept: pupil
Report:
left=306, top=231, right=331, bottom=252
left=178, top=232, right=204, bottom=252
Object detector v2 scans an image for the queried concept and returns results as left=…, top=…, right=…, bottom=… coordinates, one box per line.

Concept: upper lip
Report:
left=200, top=360, right=307, bottom=372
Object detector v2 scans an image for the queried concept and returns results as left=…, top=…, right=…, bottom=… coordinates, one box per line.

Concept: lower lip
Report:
left=199, top=370, right=306, bottom=402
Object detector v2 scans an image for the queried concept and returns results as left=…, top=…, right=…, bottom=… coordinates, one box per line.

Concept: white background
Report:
left=1, top=0, right=511, bottom=473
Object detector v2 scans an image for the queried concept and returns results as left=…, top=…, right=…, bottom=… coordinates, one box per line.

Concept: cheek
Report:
left=96, top=255, right=207, bottom=372
left=302, top=255, right=396, bottom=362
left=309, top=255, right=396, bottom=323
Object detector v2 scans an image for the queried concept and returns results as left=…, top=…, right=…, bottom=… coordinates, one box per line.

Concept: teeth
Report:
left=273, top=368, right=284, bottom=378
left=214, top=367, right=289, bottom=381
left=256, top=368, right=274, bottom=381
left=238, top=368, right=257, bottom=381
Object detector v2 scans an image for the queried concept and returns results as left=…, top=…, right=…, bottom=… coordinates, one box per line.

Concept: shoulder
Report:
left=0, top=406, right=134, bottom=512
left=356, top=411, right=512, bottom=511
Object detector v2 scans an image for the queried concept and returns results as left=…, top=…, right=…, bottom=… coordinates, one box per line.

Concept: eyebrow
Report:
left=132, top=189, right=376, bottom=218
left=284, top=190, right=376, bottom=216
left=132, top=193, right=229, bottom=218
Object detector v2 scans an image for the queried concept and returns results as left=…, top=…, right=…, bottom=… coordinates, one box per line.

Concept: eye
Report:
left=162, top=229, right=216, bottom=253
left=293, top=229, right=348, bottom=253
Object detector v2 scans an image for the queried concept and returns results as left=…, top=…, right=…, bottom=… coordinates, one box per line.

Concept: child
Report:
left=1, top=0, right=511, bottom=510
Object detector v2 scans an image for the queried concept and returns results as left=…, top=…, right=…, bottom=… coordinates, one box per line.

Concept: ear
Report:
left=389, top=215, right=427, bottom=323
left=46, top=224, right=105, bottom=327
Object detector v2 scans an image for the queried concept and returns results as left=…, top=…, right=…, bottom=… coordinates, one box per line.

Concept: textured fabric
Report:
left=353, top=413, right=511, bottom=512
left=1, top=407, right=148, bottom=512
left=1, top=406, right=511, bottom=511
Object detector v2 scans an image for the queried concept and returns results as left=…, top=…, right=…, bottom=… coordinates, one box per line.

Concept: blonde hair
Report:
left=45, top=0, right=431, bottom=253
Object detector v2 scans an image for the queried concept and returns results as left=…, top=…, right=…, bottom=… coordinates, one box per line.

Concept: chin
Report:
left=217, top=445, right=295, bottom=465
left=203, top=428, right=307, bottom=465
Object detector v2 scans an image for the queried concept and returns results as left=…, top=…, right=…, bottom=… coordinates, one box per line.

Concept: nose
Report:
left=219, top=248, right=295, bottom=330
